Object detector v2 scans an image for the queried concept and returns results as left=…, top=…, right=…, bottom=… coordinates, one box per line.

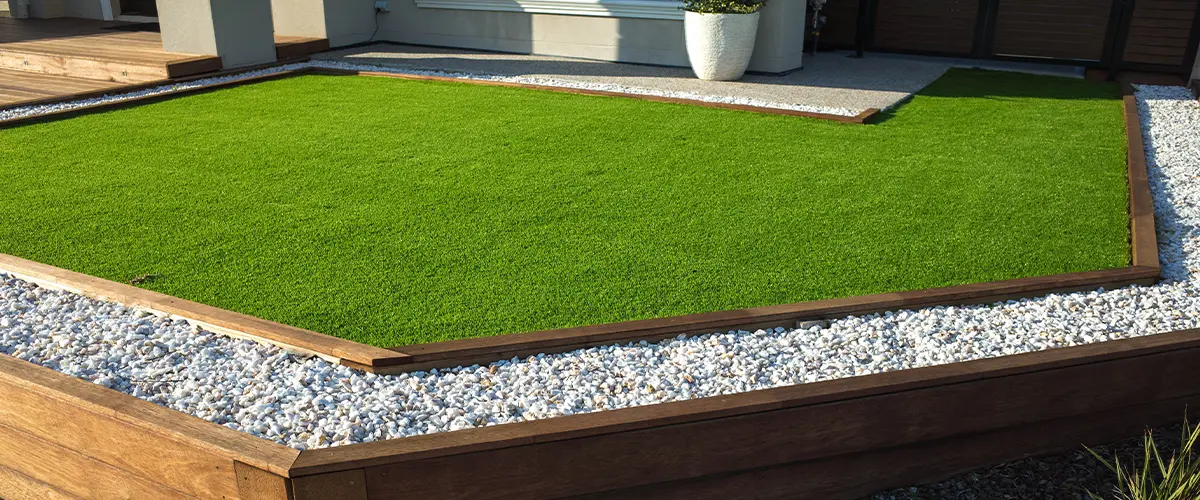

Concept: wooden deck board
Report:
left=0, top=69, right=127, bottom=107
left=0, top=17, right=326, bottom=106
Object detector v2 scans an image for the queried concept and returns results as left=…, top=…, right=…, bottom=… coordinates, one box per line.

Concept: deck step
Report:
left=0, top=47, right=221, bottom=83
left=275, top=36, right=330, bottom=60
left=0, top=68, right=129, bottom=108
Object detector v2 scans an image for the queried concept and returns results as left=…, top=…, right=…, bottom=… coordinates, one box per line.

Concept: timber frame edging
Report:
left=0, top=66, right=1187, bottom=500
left=0, top=68, right=1159, bottom=375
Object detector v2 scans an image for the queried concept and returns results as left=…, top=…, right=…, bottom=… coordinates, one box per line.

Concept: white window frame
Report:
left=413, top=0, right=685, bottom=20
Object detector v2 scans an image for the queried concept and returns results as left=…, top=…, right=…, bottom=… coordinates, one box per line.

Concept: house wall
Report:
left=159, top=0, right=278, bottom=68
left=272, top=0, right=376, bottom=47
left=300, top=0, right=806, bottom=73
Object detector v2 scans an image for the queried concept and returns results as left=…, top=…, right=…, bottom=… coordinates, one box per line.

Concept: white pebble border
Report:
left=0, top=60, right=860, bottom=123
left=0, top=85, right=1197, bottom=451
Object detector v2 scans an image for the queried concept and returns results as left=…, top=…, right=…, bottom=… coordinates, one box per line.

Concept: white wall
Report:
left=271, top=0, right=376, bottom=47
left=370, top=0, right=806, bottom=72
left=159, top=0, right=278, bottom=68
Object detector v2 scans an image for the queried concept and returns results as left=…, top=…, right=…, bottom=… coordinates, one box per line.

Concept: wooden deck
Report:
left=0, top=68, right=127, bottom=106
left=0, top=17, right=327, bottom=108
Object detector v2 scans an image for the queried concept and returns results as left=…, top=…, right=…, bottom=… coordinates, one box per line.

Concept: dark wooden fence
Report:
left=817, top=0, right=1200, bottom=75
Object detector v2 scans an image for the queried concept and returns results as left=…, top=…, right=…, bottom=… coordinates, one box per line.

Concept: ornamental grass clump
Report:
left=1086, top=418, right=1200, bottom=500
left=680, top=0, right=766, bottom=14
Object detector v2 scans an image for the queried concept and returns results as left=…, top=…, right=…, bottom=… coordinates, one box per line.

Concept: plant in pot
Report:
left=681, top=0, right=768, bottom=81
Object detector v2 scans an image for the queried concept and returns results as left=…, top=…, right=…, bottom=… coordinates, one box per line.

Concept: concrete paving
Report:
left=316, top=44, right=959, bottom=113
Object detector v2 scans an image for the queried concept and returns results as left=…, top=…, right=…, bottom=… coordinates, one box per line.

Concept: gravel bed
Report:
left=0, top=85, right=1197, bottom=450
left=0, top=60, right=858, bottom=123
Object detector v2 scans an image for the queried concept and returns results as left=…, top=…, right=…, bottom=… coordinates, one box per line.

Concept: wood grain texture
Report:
left=0, top=369, right=242, bottom=499
left=1122, top=0, right=1200, bottom=67
left=0, top=68, right=321, bottom=129
left=872, top=0, right=980, bottom=55
left=0, top=17, right=217, bottom=83
left=0, top=251, right=409, bottom=370
left=289, top=329, right=1200, bottom=500
left=0, top=422, right=195, bottom=499
left=275, top=36, right=330, bottom=61
left=388, top=266, right=1158, bottom=372
left=0, top=57, right=316, bottom=114
left=236, top=462, right=295, bottom=500
left=292, top=328, right=1200, bottom=477
left=0, top=354, right=299, bottom=477
left=991, top=0, right=1115, bottom=61
left=293, top=470, right=368, bottom=500
left=0, top=466, right=81, bottom=500
left=1126, top=94, right=1161, bottom=268
left=575, top=395, right=1200, bottom=500
left=0, top=17, right=325, bottom=108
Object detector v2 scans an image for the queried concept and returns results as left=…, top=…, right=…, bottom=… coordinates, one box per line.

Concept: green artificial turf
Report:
left=0, top=68, right=1130, bottom=346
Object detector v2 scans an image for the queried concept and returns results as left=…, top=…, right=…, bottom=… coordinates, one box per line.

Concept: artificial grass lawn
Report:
left=0, top=69, right=1130, bottom=346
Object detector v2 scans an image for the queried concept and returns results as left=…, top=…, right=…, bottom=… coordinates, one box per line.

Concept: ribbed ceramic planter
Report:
left=684, top=11, right=761, bottom=81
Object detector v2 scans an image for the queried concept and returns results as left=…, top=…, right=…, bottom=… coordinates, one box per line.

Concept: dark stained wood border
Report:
left=1126, top=93, right=1159, bottom=268
left=281, top=328, right=1200, bottom=500
left=0, top=72, right=1158, bottom=376
left=310, top=67, right=882, bottom=124
left=0, top=353, right=299, bottom=499
left=0, top=253, right=411, bottom=371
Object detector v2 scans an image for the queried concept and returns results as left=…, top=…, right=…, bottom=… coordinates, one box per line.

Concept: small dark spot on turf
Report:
left=129, top=274, right=160, bottom=286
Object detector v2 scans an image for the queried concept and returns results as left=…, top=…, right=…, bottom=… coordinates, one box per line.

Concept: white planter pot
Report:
left=684, top=11, right=761, bottom=81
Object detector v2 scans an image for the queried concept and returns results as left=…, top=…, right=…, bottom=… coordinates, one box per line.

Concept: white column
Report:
left=159, top=0, right=278, bottom=68
left=748, top=0, right=807, bottom=74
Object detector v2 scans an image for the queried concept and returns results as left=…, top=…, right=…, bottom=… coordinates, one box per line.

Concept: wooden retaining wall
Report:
left=0, top=59, right=1186, bottom=500
left=2, top=328, right=1198, bottom=499
left=0, top=355, right=298, bottom=500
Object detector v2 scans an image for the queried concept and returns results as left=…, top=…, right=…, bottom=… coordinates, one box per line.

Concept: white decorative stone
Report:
left=0, top=59, right=861, bottom=122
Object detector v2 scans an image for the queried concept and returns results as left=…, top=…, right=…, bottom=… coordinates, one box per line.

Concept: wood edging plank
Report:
left=0, top=253, right=410, bottom=369
left=308, top=68, right=876, bottom=124
left=387, top=266, right=1159, bottom=368
left=0, top=354, right=300, bottom=477
left=1124, top=94, right=1161, bottom=269
left=579, top=394, right=1200, bottom=500
left=289, top=328, right=1200, bottom=476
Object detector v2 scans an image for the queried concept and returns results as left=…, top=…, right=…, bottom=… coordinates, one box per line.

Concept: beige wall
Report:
left=377, top=8, right=689, bottom=67
left=366, top=0, right=806, bottom=73
left=272, top=0, right=376, bottom=47
left=159, top=0, right=277, bottom=68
